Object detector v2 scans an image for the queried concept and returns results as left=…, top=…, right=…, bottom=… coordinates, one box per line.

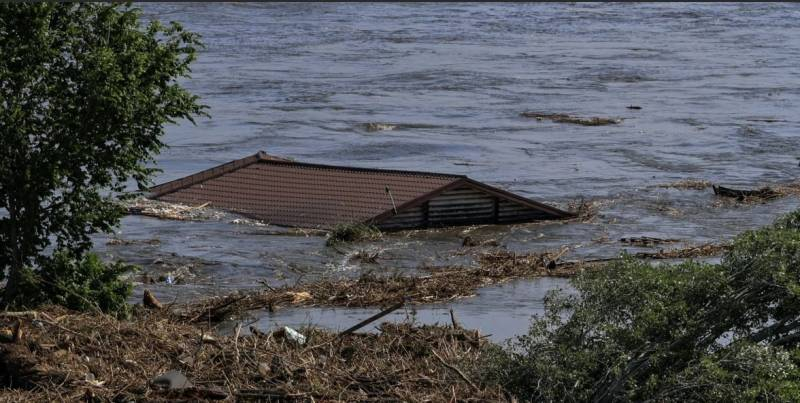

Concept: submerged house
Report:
left=148, top=151, right=573, bottom=230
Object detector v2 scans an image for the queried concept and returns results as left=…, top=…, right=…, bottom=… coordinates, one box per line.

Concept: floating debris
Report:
left=136, top=256, right=203, bottom=286
left=362, top=122, right=397, bottom=132
left=349, top=248, right=382, bottom=264
left=521, top=112, right=622, bottom=126
left=230, top=218, right=267, bottom=226
left=106, top=238, right=161, bottom=246
left=626, top=105, right=642, bottom=110
left=178, top=249, right=611, bottom=322
left=565, top=198, right=606, bottom=223
left=745, top=118, right=787, bottom=123
left=634, top=242, right=730, bottom=259
left=619, top=237, right=680, bottom=246
left=123, top=197, right=226, bottom=221
left=657, top=179, right=712, bottom=190
left=713, top=185, right=781, bottom=201
left=659, top=180, right=800, bottom=203
left=461, top=236, right=499, bottom=248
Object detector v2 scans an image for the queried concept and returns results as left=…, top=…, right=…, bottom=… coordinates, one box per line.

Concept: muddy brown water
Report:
left=92, top=3, right=800, bottom=342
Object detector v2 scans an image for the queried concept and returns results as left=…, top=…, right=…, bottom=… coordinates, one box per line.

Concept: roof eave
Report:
left=148, top=151, right=267, bottom=198
left=368, top=177, right=575, bottom=226
left=461, top=178, right=575, bottom=218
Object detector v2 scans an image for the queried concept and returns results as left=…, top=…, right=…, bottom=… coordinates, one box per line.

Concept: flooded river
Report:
left=94, top=3, right=800, bottom=342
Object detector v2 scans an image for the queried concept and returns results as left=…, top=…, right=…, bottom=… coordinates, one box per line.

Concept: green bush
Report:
left=9, top=251, right=133, bottom=318
left=0, top=3, right=205, bottom=306
left=326, top=223, right=382, bottom=246
left=478, top=210, right=800, bottom=402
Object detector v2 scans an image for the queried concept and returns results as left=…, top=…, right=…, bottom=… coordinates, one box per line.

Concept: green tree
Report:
left=480, top=210, right=800, bottom=402
left=0, top=3, right=206, bottom=308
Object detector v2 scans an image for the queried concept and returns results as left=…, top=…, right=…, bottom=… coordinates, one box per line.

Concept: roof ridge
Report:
left=149, top=151, right=465, bottom=197
left=256, top=158, right=465, bottom=179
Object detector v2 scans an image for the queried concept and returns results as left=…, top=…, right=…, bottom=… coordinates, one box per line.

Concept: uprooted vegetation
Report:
left=123, top=197, right=226, bottom=221
left=325, top=223, right=383, bottom=246
left=178, top=250, right=615, bottom=323
left=176, top=240, right=734, bottom=323
left=0, top=308, right=502, bottom=402
left=520, top=112, right=621, bottom=126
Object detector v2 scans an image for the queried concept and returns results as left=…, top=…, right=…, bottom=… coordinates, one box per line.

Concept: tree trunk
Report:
left=2, top=205, right=24, bottom=306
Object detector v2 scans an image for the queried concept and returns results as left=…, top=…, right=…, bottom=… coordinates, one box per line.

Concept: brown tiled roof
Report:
left=149, top=151, right=573, bottom=229
left=149, top=152, right=463, bottom=228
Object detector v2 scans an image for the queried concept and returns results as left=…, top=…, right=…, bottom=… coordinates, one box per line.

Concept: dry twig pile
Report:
left=0, top=308, right=504, bottom=402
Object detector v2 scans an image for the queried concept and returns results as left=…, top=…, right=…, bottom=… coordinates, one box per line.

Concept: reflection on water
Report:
left=93, top=3, right=800, bottom=340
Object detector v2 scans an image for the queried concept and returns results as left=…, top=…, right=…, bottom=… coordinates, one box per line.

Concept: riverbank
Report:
left=0, top=306, right=502, bottom=402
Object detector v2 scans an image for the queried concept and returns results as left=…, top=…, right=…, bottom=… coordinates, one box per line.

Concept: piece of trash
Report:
left=151, top=370, right=194, bottom=390
left=165, top=275, right=175, bottom=285
left=275, top=326, right=306, bottom=346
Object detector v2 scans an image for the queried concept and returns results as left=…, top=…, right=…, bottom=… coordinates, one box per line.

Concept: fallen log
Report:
left=713, top=185, right=780, bottom=201
left=340, top=299, right=406, bottom=336
left=620, top=237, right=679, bottom=246
left=521, top=112, right=621, bottom=126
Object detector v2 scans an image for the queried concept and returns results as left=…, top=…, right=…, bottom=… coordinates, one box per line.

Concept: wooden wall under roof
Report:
left=377, top=186, right=556, bottom=230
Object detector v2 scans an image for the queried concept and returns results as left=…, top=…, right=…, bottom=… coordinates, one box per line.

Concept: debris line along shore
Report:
left=0, top=307, right=502, bottom=402
left=178, top=243, right=729, bottom=323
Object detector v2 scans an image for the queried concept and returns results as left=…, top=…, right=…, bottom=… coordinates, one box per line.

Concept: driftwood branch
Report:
left=340, top=299, right=406, bottom=336
left=431, top=349, right=478, bottom=391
